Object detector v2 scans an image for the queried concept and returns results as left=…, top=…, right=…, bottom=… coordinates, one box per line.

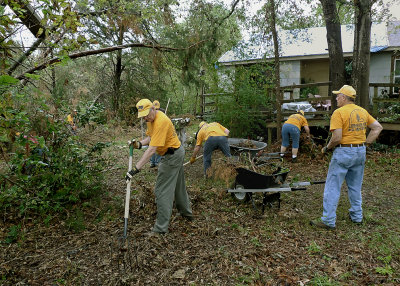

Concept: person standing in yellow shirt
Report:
left=280, top=110, right=311, bottom=162
left=190, top=121, right=231, bottom=175
left=125, top=99, right=193, bottom=235
left=310, top=85, right=383, bottom=230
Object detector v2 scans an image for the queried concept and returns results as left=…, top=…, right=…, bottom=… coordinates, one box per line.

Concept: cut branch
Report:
left=16, top=40, right=207, bottom=80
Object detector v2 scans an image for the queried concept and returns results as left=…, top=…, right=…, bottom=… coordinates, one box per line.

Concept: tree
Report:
left=319, top=0, right=346, bottom=110
left=352, top=0, right=375, bottom=109
left=266, top=0, right=282, bottom=139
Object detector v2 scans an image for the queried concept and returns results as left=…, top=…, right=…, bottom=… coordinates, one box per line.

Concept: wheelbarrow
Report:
left=228, top=138, right=267, bottom=158
left=227, top=167, right=325, bottom=213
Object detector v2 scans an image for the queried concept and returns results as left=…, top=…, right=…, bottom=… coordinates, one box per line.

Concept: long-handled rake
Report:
left=112, top=143, right=137, bottom=271
left=122, top=143, right=134, bottom=248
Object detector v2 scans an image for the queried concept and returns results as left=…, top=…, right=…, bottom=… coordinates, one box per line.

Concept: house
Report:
left=217, top=21, right=400, bottom=101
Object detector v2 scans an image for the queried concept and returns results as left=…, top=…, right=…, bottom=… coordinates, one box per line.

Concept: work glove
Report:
left=125, top=167, right=140, bottom=182
left=128, top=139, right=142, bottom=149
left=189, top=156, right=196, bottom=164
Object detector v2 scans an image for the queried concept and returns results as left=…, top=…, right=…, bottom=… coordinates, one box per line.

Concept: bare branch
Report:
left=7, top=37, right=45, bottom=75
left=16, top=40, right=208, bottom=80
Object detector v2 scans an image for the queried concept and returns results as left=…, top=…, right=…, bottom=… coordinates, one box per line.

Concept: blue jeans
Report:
left=203, top=136, right=231, bottom=174
left=282, top=123, right=300, bottom=148
left=150, top=153, right=162, bottom=166
left=321, top=146, right=366, bottom=227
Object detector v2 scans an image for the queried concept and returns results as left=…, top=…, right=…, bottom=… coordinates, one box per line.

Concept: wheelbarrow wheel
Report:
left=231, top=184, right=251, bottom=202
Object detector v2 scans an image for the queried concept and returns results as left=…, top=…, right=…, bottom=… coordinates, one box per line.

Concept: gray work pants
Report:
left=152, top=145, right=192, bottom=233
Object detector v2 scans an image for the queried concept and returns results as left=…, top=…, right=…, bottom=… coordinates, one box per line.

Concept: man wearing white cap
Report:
left=311, top=85, right=383, bottom=230
left=125, top=98, right=193, bottom=234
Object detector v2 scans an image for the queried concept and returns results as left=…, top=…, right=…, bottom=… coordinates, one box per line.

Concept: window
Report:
left=394, top=59, right=400, bottom=93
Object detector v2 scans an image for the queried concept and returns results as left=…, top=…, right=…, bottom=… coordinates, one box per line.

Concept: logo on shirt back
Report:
left=290, top=114, right=301, bottom=122
left=348, top=109, right=367, bottom=132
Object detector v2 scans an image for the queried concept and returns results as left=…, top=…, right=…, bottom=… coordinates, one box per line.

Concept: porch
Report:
left=200, top=82, right=400, bottom=145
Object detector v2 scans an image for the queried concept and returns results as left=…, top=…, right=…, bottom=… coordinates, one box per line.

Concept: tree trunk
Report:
left=352, top=0, right=372, bottom=110
left=267, top=0, right=281, bottom=140
left=320, top=0, right=346, bottom=110
left=113, top=24, right=124, bottom=114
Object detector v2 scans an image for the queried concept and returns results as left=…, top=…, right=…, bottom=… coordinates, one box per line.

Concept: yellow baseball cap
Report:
left=136, top=99, right=153, bottom=118
left=153, top=100, right=160, bottom=110
left=199, top=121, right=206, bottom=128
left=332, top=85, right=356, bottom=98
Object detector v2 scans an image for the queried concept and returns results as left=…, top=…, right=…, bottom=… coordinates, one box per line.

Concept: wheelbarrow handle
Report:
left=310, top=180, right=326, bottom=185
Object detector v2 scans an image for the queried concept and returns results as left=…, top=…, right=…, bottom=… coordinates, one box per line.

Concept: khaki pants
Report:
left=152, top=145, right=192, bottom=233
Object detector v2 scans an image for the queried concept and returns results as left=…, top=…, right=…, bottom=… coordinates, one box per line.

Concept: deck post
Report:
left=268, top=128, right=272, bottom=146
left=373, top=86, right=378, bottom=116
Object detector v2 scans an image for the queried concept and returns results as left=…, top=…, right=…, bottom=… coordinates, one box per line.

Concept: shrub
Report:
left=211, top=64, right=274, bottom=138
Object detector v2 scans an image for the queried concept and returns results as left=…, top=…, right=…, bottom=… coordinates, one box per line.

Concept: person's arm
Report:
left=192, top=145, right=201, bottom=158
left=135, top=145, right=157, bottom=169
left=326, top=129, right=342, bottom=150
left=140, top=136, right=151, bottom=146
left=224, top=128, right=230, bottom=136
left=304, top=126, right=310, bottom=137
left=366, top=121, right=383, bottom=144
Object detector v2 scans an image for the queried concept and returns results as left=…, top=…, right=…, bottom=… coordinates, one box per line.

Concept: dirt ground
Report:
left=1, top=123, right=400, bottom=285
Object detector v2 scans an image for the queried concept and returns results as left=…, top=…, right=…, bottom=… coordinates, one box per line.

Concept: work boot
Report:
left=349, top=214, right=363, bottom=225
left=310, top=218, right=335, bottom=230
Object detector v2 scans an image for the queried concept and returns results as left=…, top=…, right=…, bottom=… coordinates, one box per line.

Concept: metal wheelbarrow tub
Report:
left=228, top=138, right=267, bottom=158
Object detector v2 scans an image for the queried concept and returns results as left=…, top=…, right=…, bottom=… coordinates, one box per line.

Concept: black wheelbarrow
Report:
left=227, top=167, right=325, bottom=213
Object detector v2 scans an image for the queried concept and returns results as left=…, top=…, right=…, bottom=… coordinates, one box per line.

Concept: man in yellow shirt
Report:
left=149, top=100, right=163, bottom=168
left=190, top=121, right=231, bottom=175
left=311, top=85, right=383, bottom=230
left=280, top=110, right=311, bottom=162
left=125, top=98, right=193, bottom=234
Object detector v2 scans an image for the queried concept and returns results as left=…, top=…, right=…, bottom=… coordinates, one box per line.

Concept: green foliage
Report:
left=212, top=64, right=274, bottom=138
left=4, top=224, right=21, bottom=244
left=0, top=76, right=107, bottom=222
left=375, top=255, right=394, bottom=275
left=307, top=241, right=322, bottom=255
left=300, top=79, right=319, bottom=98
left=309, top=275, right=340, bottom=286
left=76, top=102, right=107, bottom=126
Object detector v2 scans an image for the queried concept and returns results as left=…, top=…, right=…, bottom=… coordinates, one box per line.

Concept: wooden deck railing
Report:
left=199, top=82, right=400, bottom=141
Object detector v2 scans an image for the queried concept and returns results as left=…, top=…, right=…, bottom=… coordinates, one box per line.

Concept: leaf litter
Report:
left=1, top=125, right=399, bottom=285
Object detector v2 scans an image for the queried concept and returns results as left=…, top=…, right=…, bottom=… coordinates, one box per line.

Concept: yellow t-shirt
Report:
left=67, top=114, right=74, bottom=125
left=330, top=104, right=376, bottom=144
left=284, top=114, right=308, bottom=130
left=196, top=122, right=227, bottom=146
left=146, top=111, right=180, bottom=155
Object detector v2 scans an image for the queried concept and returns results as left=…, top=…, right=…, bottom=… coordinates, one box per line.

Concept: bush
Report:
left=0, top=76, right=107, bottom=220
left=211, top=64, right=274, bottom=138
